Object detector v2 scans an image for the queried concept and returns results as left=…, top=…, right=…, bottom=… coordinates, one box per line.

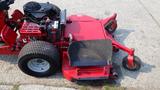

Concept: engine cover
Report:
left=20, top=22, right=42, bottom=36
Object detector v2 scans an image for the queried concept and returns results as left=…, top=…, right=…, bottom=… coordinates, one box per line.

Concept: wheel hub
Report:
left=27, top=58, right=50, bottom=73
left=127, top=63, right=137, bottom=69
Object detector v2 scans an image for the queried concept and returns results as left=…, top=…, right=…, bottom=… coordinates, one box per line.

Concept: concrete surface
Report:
left=19, top=85, right=75, bottom=90
left=0, top=0, right=160, bottom=90
left=0, top=85, right=13, bottom=90
left=0, top=85, right=75, bottom=90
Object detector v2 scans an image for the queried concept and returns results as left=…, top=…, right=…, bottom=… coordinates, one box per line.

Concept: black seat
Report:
left=68, top=39, right=112, bottom=67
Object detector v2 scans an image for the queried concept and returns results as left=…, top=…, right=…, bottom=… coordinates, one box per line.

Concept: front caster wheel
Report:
left=122, top=56, right=141, bottom=71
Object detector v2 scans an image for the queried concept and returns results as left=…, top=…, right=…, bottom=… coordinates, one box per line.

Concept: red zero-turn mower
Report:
left=0, top=0, right=141, bottom=81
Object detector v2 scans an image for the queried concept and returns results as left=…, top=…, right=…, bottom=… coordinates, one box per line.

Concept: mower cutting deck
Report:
left=0, top=0, right=141, bottom=81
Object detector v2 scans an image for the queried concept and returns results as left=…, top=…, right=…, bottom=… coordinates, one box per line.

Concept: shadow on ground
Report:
left=0, top=55, right=17, bottom=64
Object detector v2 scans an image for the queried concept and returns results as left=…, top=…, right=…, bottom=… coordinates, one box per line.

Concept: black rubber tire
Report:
left=18, top=41, right=60, bottom=77
left=113, top=46, right=119, bottom=53
left=122, top=56, right=141, bottom=71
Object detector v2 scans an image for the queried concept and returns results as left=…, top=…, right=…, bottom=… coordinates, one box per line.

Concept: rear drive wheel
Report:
left=18, top=41, right=60, bottom=77
left=122, top=56, right=141, bottom=71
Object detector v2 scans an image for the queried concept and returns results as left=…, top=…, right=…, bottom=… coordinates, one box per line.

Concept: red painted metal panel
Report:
left=62, top=52, right=111, bottom=80
left=65, top=15, right=108, bottom=41
left=0, top=10, right=7, bottom=33
left=0, top=45, right=18, bottom=55
left=20, top=22, right=42, bottom=36
left=1, top=25, right=17, bottom=46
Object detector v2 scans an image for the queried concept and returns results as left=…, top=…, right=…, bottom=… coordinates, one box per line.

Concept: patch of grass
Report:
left=80, top=86, right=90, bottom=90
left=104, top=85, right=125, bottom=90
left=12, top=84, right=20, bottom=90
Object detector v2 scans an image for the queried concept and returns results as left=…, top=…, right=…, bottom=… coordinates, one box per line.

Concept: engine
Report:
left=23, top=1, right=60, bottom=24
left=19, top=1, right=61, bottom=43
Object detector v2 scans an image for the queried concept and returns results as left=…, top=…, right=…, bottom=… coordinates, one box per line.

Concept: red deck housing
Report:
left=62, top=15, right=117, bottom=80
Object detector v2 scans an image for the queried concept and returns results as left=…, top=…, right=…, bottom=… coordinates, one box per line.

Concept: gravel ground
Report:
left=0, top=0, right=160, bottom=90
